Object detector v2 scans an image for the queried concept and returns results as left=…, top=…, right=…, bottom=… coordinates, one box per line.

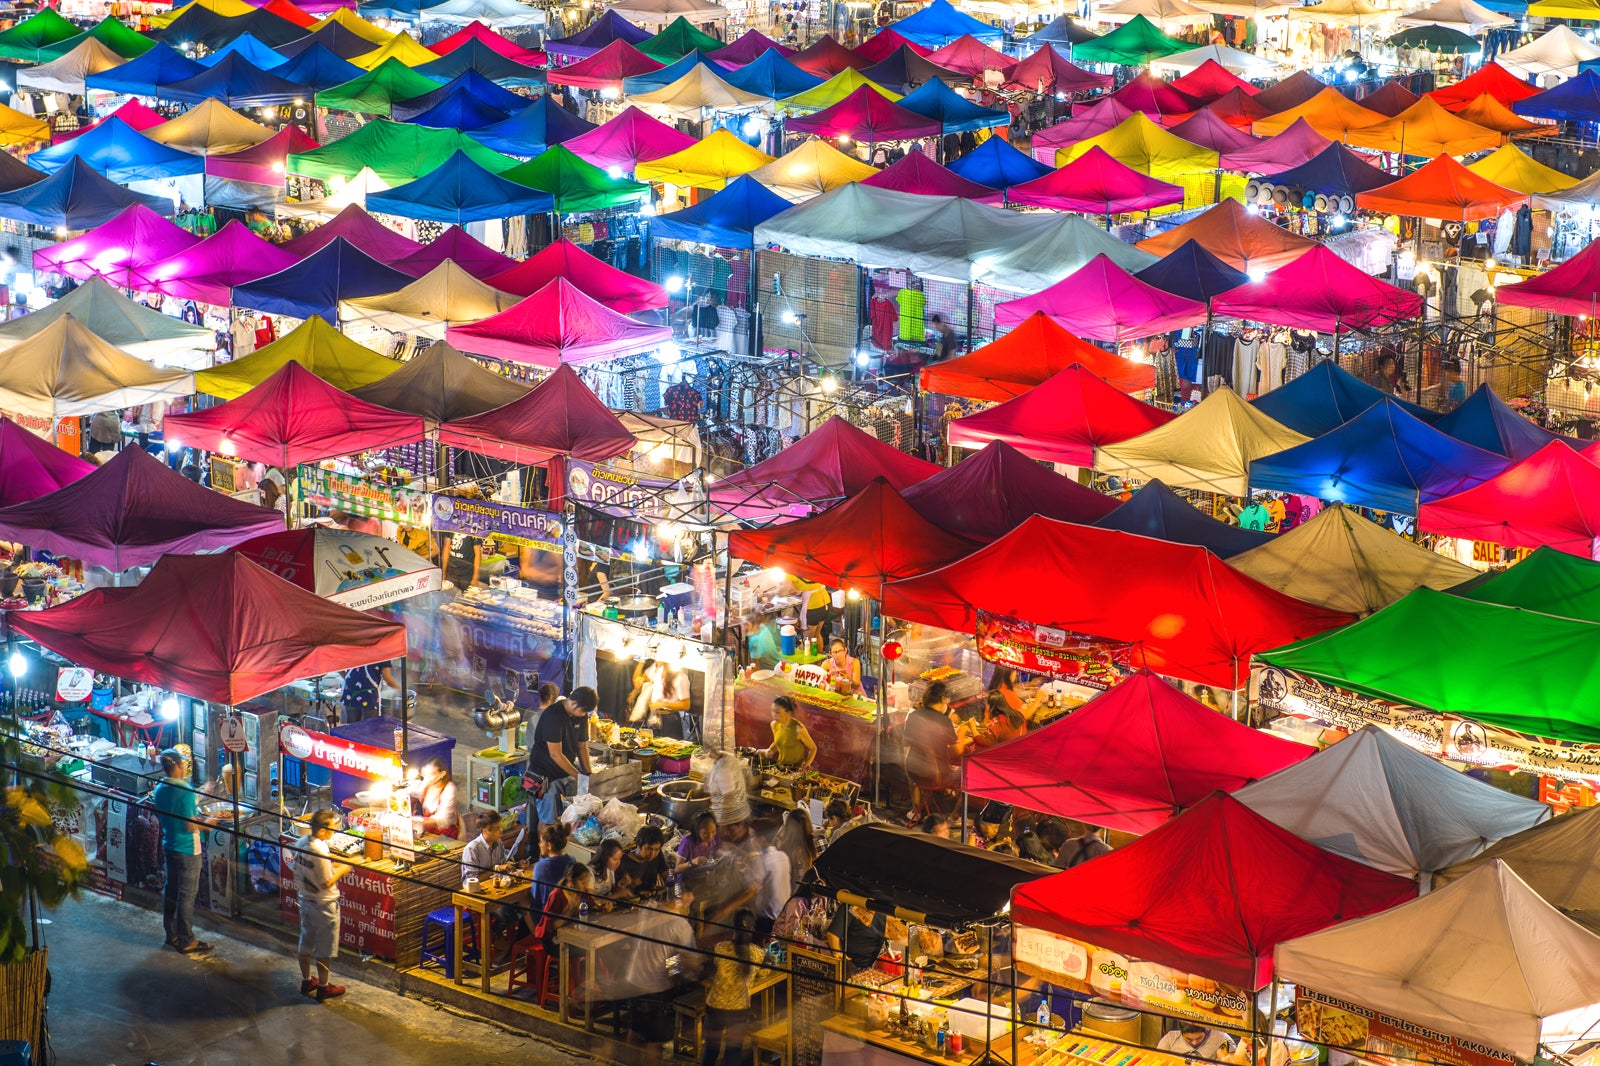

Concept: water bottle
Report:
left=578, top=897, right=589, bottom=923
left=1036, top=996, right=1051, bottom=1040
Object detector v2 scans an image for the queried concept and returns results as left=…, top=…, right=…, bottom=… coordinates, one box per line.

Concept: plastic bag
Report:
left=572, top=815, right=604, bottom=847
left=561, top=792, right=603, bottom=827
left=598, top=797, right=643, bottom=841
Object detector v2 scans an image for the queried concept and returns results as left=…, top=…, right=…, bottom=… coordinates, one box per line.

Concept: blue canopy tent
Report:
left=392, top=68, right=531, bottom=120
left=276, top=23, right=382, bottom=61
left=468, top=93, right=596, bottom=156
left=367, top=150, right=556, bottom=222
left=273, top=43, right=365, bottom=90
left=719, top=47, right=821, bottom=99
left=1026, top=16, right=1099, bottom=49
left=399, top=88, right=517, bottom=130
left=359, top=0, right=426, bottom=21
left=198, top=33, right=287, bottom=69
left=28, top=118, right=204, bottom=183
left=1249, top=399, right=1511, bottom=514
left=232, top=236, right=414, bottom=322
left=545, top=9, right=651, bottom=62
left=161, top=53, right=309, bottom=107
left=1432, top=383, right=1577, bottom=461
left=1261, top=143, right=1394, bottom=197
left=1514, top=68, right=1600, bottom=122
left=1092, top=479, right=1273, bottom=557
left=890, top=0, right=1003, bottom=46
left=899, top=77, right=1010, bottom=133
left=1251, top=361, right=1437, bottom=437
left=946, top=134, right=1052, bottom=187
left=85, top=43, right=204, bottom=96
left=415, top=38, right=545, bottom=86
left=649, top=173, right=792, bottom=248
left=0, top=158, right=174, bottom=230
left=1135, top=239, right=1248, bottom=302
left=622, top=50, right=714, bottom=94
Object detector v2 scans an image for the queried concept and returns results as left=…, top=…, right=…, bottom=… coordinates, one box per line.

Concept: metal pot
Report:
left=656, top=780, right=710, bottom=825
left=633, top=749, right=659, bottom=775
left=607, top=744, right=634, bottom=766
left=617, top=595, right=658, bottom=619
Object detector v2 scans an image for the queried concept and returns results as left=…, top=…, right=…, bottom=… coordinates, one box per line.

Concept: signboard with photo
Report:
left=566, top=458, right=682, bottom=520
left=300, top=468, right=430, bottom=526
left=429, top=495, right=563, bottom=553
left=976, top=612, right=1134, bottom=690
left=1294, top=987, right=1516, bottom=1066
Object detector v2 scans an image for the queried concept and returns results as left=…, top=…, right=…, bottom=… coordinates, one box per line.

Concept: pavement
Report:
left=44, top=892, right=593, bottom=1066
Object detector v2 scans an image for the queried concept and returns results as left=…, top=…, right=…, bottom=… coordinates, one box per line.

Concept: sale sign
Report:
left=278, top=722, right=402, bottom=780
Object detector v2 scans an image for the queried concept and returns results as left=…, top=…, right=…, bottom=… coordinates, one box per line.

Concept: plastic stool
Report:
left=505, top=937, right=546, bottom=995
left=420, top=908, right=478, bottom=978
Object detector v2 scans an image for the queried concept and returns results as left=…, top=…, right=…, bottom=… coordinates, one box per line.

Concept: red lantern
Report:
left=882, top=640, right=904, bottom=661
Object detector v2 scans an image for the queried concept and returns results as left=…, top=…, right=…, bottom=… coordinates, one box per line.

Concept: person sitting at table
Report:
left=826, top=902, right=888, bottom=973
left=971, top=692, right=1027, bottom=750
left=411, top=757, right=461, bottom=838
left=1158, top=1023, right=1232, bottom=1060
left=988, top=667, right=1047, bottom=722
left=821, top=639, right=865, bottom=697
left=459, top=811, right=507, bottom=889
left=535, top=864, right=604, bottom=953
left=530, top=823, right=575, bottom=915
left=677, top=811, right=723, bottom=869
left=618, top=824, right=673, bottom=897
left=590, top=839, right=625, bottom=897
left=775, top=808, right=817, bottom=893
left=761, top=696, right=816, bottom=769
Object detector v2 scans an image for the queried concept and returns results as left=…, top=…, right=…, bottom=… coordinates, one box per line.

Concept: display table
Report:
left=733, top=676, right=876, bottom=783
left=556, top=905, right=698, bottom=1030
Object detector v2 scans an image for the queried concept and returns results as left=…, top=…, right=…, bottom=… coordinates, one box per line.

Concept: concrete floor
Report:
left=44, top=893, right=591, bottom=1066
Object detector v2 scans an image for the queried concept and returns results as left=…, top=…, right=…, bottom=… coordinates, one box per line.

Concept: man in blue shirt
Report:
left=151, top=748, right=215, bottom=955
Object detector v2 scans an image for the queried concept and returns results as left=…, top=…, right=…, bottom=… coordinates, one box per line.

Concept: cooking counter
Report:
left=733, top=675, right=876, bottom=783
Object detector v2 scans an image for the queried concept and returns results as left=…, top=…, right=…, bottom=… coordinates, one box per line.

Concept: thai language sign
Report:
left=975, top=612, right=1134, bottom=690
left=300, top=468, right=430, bottom=526
left=278, top=722, right=402, bottom=781
left=1294, top=987, right=1516, bottom=1066
left=567, top=458, right=681, bottom=519
left=429, top=495, right=562, bottom=552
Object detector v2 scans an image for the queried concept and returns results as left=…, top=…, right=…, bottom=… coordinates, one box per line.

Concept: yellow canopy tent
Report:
left=340, top=260, right=519, bottom=341
left=745, top=137, right=878, bottom=201
left=1285, top=0, right=1386, bottom=22
left=194, top=316, right=402, bottom=398
left=145, top=98, right=276, bottom=155
left=1058, top=111, right=1220, bottom=179
left=351, top=32, right=440, bottom=70
left=1346, top=96, right=1502, bottom=157
left=1467, top=143, right=1578, bottom=195
left=777, top=69, right=901, bottom=115
left=1528, top=0, right=1600, bottom=18
left=309, top=8, right=394, bottom=45
left=150, top=0, right=254, bottom=29
left=635, top=128, right=775, bottom=189
left=0, top=102, right=49, bottom=146
left=1455, top=93, right=1557, bottom=138
left=1252, top=86, right=1385, bottom=140
left=628, top=66, right=774, bottom=122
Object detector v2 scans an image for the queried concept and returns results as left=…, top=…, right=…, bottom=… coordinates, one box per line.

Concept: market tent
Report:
left=393, top=84, right=520, bottom=130
left=0, top=9, right=85, bottom=63
left=1252, top=87, right=1385, bottom=141
left=194, top=315, right=400, bottom=398
left=729, top=477, right=978, bottom=598
left=1356, top=78, right=1420, bottom=118
left=544, top=9, right=650, bottom=62
left=1099, top=0, right=1215, bottom=28
left=922, top=312, right=1155, bottom=399
left=0, top=277, right=213, bottom=364
left=1434, top=383, right=1576, bottom=459
left=232, top=527, right=439, bottom=608
left=501, top=144, right=651, bottom=212
left=901, top=440, right=1118, bottom=540
left=966, top=671, right=1313, bottom=832
left=307, top=8, right=392, bottom=43
left=1357, top=153, right=1526, bottom=221
left=1497, top=233, right=1600, bottom=314
left=787, top=85, right=941, bottom=142
left=745, top=137, right=878, bottom=201
left=16, top=38, right=127, bottom=95
left=945, top=133, right=1052, bottom=187
left=709, top=29, right=793, bottom=65
left=1008, top=145, right=1183, bottom=213
left=561, top=105, right=691, bottom=172
left=1249, top=68, right=1325, bottom=112
left=391, top=67, right=530, bottom=121
left=890, top=0, right=1002, bottom=46
left=161, top=52, right=310, bottom=107
left=1435, top=805, right=1600, bottom=932
left=897, top=76, right=1010, bottom=133
left=1230, top=503, right=1475, bottom=615
left=1024, top=15, right=1100, bottom=51
left=1000, top=46, right=1110, bottom=94
left=232, top=236, right=415, bottom=322
left=1220, top=115, right=1332, bottom=171
left=1010, top=793, right=1415, bottom=989
left=1275, top=861, right=1600, bottom=1060
left=851, top=27, right=926, bottom=64
left=437, top=363, right=636, bottom=465
left=1347, top=95, right=1503, bottom=156
left=923, top=33, right=1011, bottom=77
left=413, top=38, right=544, bottom=85
left=1095, top=388, right=1309, bottom=497
left=1250, top=400, right=1510, bottom=514
left=1105, top=71, right=1205, bottom=120
left=1457, top=94, right=1556, bottom=138
left=1133, top=237, right=1249, bottom=302
left=350, top=30, right=441, bottom=70
left=1258, top=141, right=1395, bottom=196
left=0, top=151, right=42, bottom=200
left=548, top=40, right=665, bottom=91
left=27, top=118, right=203, bottom=184
left=1031, top=100, right=1161, bottom=164
left=1419, top=441, right=1600, bottom=555
left=860, top=45, right=966, bottom=93
left=1211, top=245, right=1423, bottom=331
left=204, top=124, right=320, bottom=185
left=1430, top=61, right=1540, bottom=109
left=777, top=68, right=903, bottom=114
left=9, top=552, right=405, bottom=702
left=1204, top=86, right=1274, bottom=133
left=421, top=0, right=543, bottom=32
left=1057, top=112, right=1220, bottom=182
left=0, top=158, right=172, bottom=231
left=340, top=259, right=518, bottom=337
left=289, top=119, right=516, bottom=185
left=1449, top=544, right=1600, bottom=620
left=347, top=338, right=528, bottom=425
left=634, top=129, right=775, bottom=189
left=1252, top=359, right=1434, bottom=436
left=1399, top=0, right=1513, bottom=33
left=84, top=43, right=205, bottom=97
left=0, top=418, right=96, bottom=507
left=138, top=219, right=302, bottom=306
left=0, top=315, right=192, bottom=421
left=709, top=415, right=938, bottom=519
left=33, top=204, right=200, bottom=290
left=1094, top=479, right=1273, bottom=556
left=1166, top=107, right=1261, bottom=156
left=392, top=223, right=518, bottom=278
left=1160, top=51, right=1271, bottom=89
left=315, top=57, right=445, bottom=115
left=157, top=7, right=307, bottom=49
left=945, top=364, right=1175, bottom=465
left=629, top=61, right=774, bottom=121
left=650, top=172, right=810, bottom=247
left=0, top=105, right=47, bottom=149
left=471, top=93, right=598, bottom=156
left=636, top=16, right=722, bottom=62
left=444, top=278, right=670, bottom=366
left=1072, top=14, right=1189, bottom=64
left=197, top=32, right=288, bottom=68
left=279, top=21, right=387, bottom=60
left=719, top=47, right=823, bottom=99
left=994, top=253, right=1208, bottom=341
left=862, top=150, right=1001, bottom=200
left=485, top=239, right=666, bottom=310
left=1496, top=25, right=1600, bottom=82
left=145, top=99, right=276, bottom=156
left=57, top=100, right=165, bottom=145
left=365, top=149, right=554, bottom=221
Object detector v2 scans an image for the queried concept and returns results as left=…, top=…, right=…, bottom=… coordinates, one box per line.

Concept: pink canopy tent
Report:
left=485, top=238, right=668, bottom=310
left=1205, top=86, right=1272, bottom=132
left=0, top=416, right=95, bottom=507
left=279, top=203, right=424, bottom=261
left=204, top=125, right=320, bottom=185
left=437, top=362, right=635, bottom=466
left=140, top=219, right=302, bottom=305
left=901, top=439, right=1118, bottom=541
left=56, top=99, right=164, bottom=143
left=711, top=415, right=940, bottom=521
left=995, top=253, right=1208, bottom=340
left=548, top=40, right=664, bottom=91
left=1007, top=145, right=1183, bottom=213
left=1167, top=107, right=1260, bottom=156
left=563, top=106, right=697, bottom=173
left=787, top=86, right=941, bottom=142
left=1219, top=116, right=1332, bottom=172
left=33, top=204, right=200, bottom=290
left=1002, top=47, right=1111, bottom=94
left=1418, top=441, right=1600, bottom=556
left=710, top=30, right=795, bottom=65
left=427, top=21, right=544, bottom=64
left=445, top=277, right=671, bottom=367
left=791, top=35, right=870, bottom=77
left=964, top=670, right=1315, bottom=832
left=946, top=364, right=1176, bottom=466
left=1107, top=71, right=1204, bottom=120
left=924, top=34, right=1013, bottom=77
left=1170, top=60, right=1258, bottom=104
left=1211, top=245, right=1423, bottom=332
left=1031, top=97, right=1141, bottom=163
left=853, top=28, right=930, bottom=63
left=163, top=361, right=425, bottom=469
left=862, top=150, right=1003, bottom=200
left=0, top=445, right=282, bottom=570
left=1497, top=238, right=1600, bottom=318
left=393, top=224, right=519, bottom=280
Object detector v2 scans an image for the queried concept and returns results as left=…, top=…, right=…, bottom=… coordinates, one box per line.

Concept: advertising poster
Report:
left=300, top=468, right=430, bottom=527
left=976, top=612, right=1135, bottom=690
left=429, top=495, right=563, bottom=552
left=1294, top=987, right=1516, bottom=1066
left=566, top=458, right=681, bottom=520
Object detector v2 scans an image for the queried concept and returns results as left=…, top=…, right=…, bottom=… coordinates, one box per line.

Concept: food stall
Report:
left=573, top=610, right=731, bottom=748
left=733, top=664, right=878, bottom=782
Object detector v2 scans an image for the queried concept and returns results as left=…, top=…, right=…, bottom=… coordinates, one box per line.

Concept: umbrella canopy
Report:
left=365, top=149, right=554, bottom=221
left=340, top=259, right=517, bottom=336
left=0, top=276, right=212, bottom=364
left=1057, top=112, right=1220, bottom=180
left=1138, top=197, right=1317, bottom=271
left=1252, top=86, right=1385, bottom=139
left=140, top=219, right=302, bottom=306
left=316, top=56, right=444, bottom=114
left=1094, top=479, right=1273, bottom=557
left=1347, top=95, right=1502, bottom=156
left=501, top=144, right=650, bottom=212
left=33, top=204, right=201, bottom=290
left=1230, top=502, right=1476, bottom=615
left=1252, top=359, right=1434, bottom=437
left=437, top=362, right=635, bottom=465
left=28, top=117, right=204, bottom=184
left=634, top=128, right=775, bottom=189
left=0, top=417, right=97, bottom=507
left=0, top=9, right=84, bottom=63
left=195, top=314, right=400, bottom=398
left=1357, top=153, right=1526, bottom=221
left=289, top=118, right=517, bottom=185
left=1097, top=388, right=1310, bottom=497
left=1133, top=237, right=1249, bottom=301
left=1210, top=245, right=1422, bottom=331
left=85, top=42, right=205, bottom=97
left=649, top=172, right=795, bottom=247
left=544, top=8, right=651, bottom=61
left=995, top=253, right=1207, bottom=341
left=232, top=236, right=415, bottom=321
left=392, top=223, right=518, bottom=278
left=925, top=312, right=1156, bottom=399
left=161, top=52, right=310, bottom=107
left=1419, top=441, right=1600, bottom=555
left=146, top=98, right=277, bottom=156
left=860, top=45, right=966, bottom=93
left=1388, top=23, right=1481, bottom=53
left=445, top=277, right=671, bottom=366
left=348, top=338, right=528, bottom=425
left=0, top=315, right=193, bottom=421
left=719, top=47, right=823, bottom=99
left=945, top=363, right=1174, bottom=465
left=485, top=238, right=667, bottom=311
left=710, top=28, right=794, bottom=64
left=786, top=84, right=941, bottom=141
left=562, top=105, right=692, bottom=172
left=16, top=38, right=128, bottom=95
left=413, top=37, right=544, bottom=86
left=897, top=76, right=1010, bottom=133
left=1000, top=45, right=1110, bottom=94
left=1497, top=237, right=1600, bottom=315
left=0, top=158, right=173, bottom=231
left=1256, top=141, right=1395, bottom=196
left=1430, top=61, right=1539, bottom=109
left=1435, top=383, right=1577, bottom=460
left=901, top=440, right=1118, bottom=540
left=743, top=137, right=878, bottom=201
left=233, top=526, right=439, bottom=608
left=1073, top=14, right=1189, bottom=64
left=862, top=150, right=1002, bottom=201
left=1221, top=115, right=1331, bottom=170
left=471, top=93, right=599, bottom=157
left=636, top=15, right=722, bottom=62
left=548, top=39, right=665, bottom=91
left=965, top=671, right=1313, bottom=832
left=946, top=133, right=1052, bottom=187
left=1008, top=145, right=1183, bottom=213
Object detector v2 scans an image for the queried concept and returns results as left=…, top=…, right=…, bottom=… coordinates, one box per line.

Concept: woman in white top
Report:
left=413, top=757, right=461, bottom=839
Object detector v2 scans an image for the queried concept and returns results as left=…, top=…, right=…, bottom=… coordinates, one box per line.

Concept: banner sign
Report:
left=1252, top=664, right=1600, bottom=784
left=278, top=722, right=402, bottom=781
left=1015, top=926, right=1252, bottom=1028
left=976, top=612, right=1135, bottom=690
left=429, top=495, right=563, bottom=552
left=299, top=468, right=430, bottom=527
left=567, top=458, right=682, bottom=519
left=1294, top=987, right=1516, bottom=1066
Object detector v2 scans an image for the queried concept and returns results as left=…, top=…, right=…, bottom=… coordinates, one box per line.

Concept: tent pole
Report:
left=399, top=657, right=409, bottom=764
left=228, top=705, right=243, bottom=918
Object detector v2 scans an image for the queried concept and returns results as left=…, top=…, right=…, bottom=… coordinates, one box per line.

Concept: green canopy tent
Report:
left=502, top=145, right=651, bottom=212
left=1448, top=546, right=1600, bottom=622
left=287, top=119, right=520, bottom=185
left=637, top=17, right=723, bottom=62
left=1072, top=15, right=1190, bottom=65
left=0, top=9, right=84, bottom=63
left=314, top=58, right=444, bottom=117
left=39, top=16, right=156, bottom=61
left=1386, top=24, right=1482, bottom=53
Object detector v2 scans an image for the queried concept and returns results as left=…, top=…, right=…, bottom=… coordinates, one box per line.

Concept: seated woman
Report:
left=821, top=639, right=865, bottom=697
left=676, top=811, right=723, bottom=869
left=535, top=864, right=604, bottom=952
left=987, top=667, right=1046, bottom=723
left=411, top=757, right=461, bottom=838
left=589, top=839, right=625, bottom=898
left=971, top=691, right=1027, bottom=750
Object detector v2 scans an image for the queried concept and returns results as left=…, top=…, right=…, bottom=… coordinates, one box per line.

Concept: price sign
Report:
left=55, top=667, right=93, bottom=702
left=220, top=715, right=249, bottom=754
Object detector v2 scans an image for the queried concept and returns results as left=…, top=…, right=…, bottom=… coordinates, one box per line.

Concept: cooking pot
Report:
left=655, top=780, right=710, bottom=825
left=617, top=595, right=658, bottom=619
left=607, top=743, right=634, bottom=766
left=633, top=749, right=659, bottom=775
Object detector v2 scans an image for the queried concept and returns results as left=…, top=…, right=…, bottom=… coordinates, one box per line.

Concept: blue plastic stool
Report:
left=420, top=908, right=479, bottom=978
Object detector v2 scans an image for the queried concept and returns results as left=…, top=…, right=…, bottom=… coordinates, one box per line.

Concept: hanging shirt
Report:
left=895, top=288, right=926, bottom=342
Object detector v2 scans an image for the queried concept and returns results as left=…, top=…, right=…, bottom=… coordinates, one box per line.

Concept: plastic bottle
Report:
left=949, top=1029, right=963, bottom=1056
left=578, top=897, right=590, bottom=923
left=1036, top=997, right=1051, bottom=1041
left=656, top=602, right=666, bottom=627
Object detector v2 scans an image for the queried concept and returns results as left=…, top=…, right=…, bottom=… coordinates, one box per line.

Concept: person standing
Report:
left=151, top=749, right=213, bottom=955
left=701, top=910, right=763, bottom=1066
left=1054, top=825, right=1112, bottom=869
left=295, top=809, right=352, bottom=1001
left=525, top=688, right=596, bottom=830
left=340, top=659, right=395, bottom=724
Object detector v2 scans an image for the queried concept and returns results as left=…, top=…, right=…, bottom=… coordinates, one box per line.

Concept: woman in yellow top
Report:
left=786, top=576, right=837, bottom=644
left=702, top=910, right=764, bottom=1066
left=762, top=695, right=817, bottom=769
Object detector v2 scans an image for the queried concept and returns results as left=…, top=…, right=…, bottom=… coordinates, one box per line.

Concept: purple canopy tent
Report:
left=33, top=203, right=200, bottom=289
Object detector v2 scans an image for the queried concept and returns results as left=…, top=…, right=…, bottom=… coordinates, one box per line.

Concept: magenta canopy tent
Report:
left=1002, top=47, right=1111, bottom=94
left=0, top=445, right=282, bottom=570
left=446, top=277, right=672, bottom=366
left=0, top=417, right=95, bottom=507
left=1007, top=145, right=1184, bottom=213
left=924, top=34, right=1013, bottom=77
left=787, top=86, right=942, bottom=142
left=946, top=364, right=1177, bottom=466
left=204, top=125, right=320, bottom=185
left=485, top=238, right=668, bottom=311
left=437, top=363, right=635, bottom=465
left=163, top=361, right=426, bottom=469
left=1497, top=240, right=1600, bottom=318
left=1031, top=97, right=1141, bottom=163
left=393, top=224, right=518, bottom=280
left=278, top=203, right=424, bottom=261
left=33, top=204, right=200, bottom=290
left=1167, top=108, right=1260, bottom=156
left=1212, top=245, right=1423, bottom=332
left=139, top=219, right=301, bottom=306
left=901, top=439, right=1117, bottom=541
left=1107, top=70, right=1204, bottom=120
left=862, top=150, right=1003, bottom=201
left=1220, top=116, right=1333, bottom=172
left=562, top=106, right=697, bottom=173
left=996, top=253, right=1208, bottom=340
left=710, top=29, right=795, bottom=65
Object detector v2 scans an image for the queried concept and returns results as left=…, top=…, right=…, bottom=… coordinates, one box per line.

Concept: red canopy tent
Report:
left=880, top=518, right=1356, bottom=687
left=728, top=478, right=977, bottom=598
left=163, top=361, right=426, bottom=469
left=1006, top=147, right=1184, bottom=214
left=548, top=39, right=664, bottom=90
left=995, top=253, right=1208, bottom=341
left=710, top=415, right=939, bottom=521
left=1211, top=245, right=1423, bottom=332
left=393, top=224, right=519, bottom=280
left=1166, top=107, right=1260, bottom=156
left=1204, top=87, right=1272, bottom=132
left=1170, top=59, right=1257, bottom=104
left=278, top=203, right=424, bottom=261
left=1001, top=47, right=1110, bottom=94
left=924, top=34, right=1013, bottom=77
left=427, top=20, right=544, bottom=64
left=0, top=445, right=282, bottom=570
left=1218, top=116, right=1331, bottom=172
left=1009, top=793, right=1416, bottom=989
left=1418, top=440, right=1600, bottom=556
left=445, top=277, right=672, bottom=366
left=945, top=364, right=1174, bottom=465
left=786, top=86, right=941, bottom=142
left=1496, top=238, right=1600, bottom=317
left=437, top=363, right=636, bottom=466
left=9, top=553, right=406, bottom=704
left=853, top=28, right=930, bottom=63
left=964, top=671, right=1314, bottom=832
left=484, top=238, right=668, bottom=310
left=710, top=29, right=796, bottom=64
left=0, top=417, right=97, bottom=506
left=1356, top=154, right=1527, bottom=222
left=261, top=0, right=317, bottom=26
left=790, top=35, right=870, bottom=77
left=1429, top=61, right=1540, bottom=111
left=901, top=440, right=1117, bottom=541
left=1107, top=70, right=1204, bottom=120
left=862, top=151, right=1003, bottom=200
left=1136, top=197, right=1317, bottom=271
left=921, top=311, right=1156, bottom=399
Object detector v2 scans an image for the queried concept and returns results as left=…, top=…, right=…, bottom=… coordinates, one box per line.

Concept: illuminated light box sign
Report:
left=279, top=722, right=402, bottom=780
left=1294, top=987, right=1516, bottom=1066
left=976, top=612, right=1134, bottom=690
left=429, top=494, right=563, bottom=553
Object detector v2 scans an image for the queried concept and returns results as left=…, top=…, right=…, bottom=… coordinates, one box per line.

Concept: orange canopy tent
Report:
left=1135, top=197, right=1316, bottom=271
left=1429, top=62, right=1541, bottom=110
left=919, top=310, right=1157, bottom=399
left=1357, top=153, right=1528, bottom=221
left=1454, top=93, right=1556, bottom=137
left=1345, top=96, right=1503, bottom=157
left=1252, top=86, right=1385, bottom=140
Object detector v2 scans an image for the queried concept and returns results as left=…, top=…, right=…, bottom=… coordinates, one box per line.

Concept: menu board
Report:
left=789, top=946, right=845, bottom=1066
left=1294, top=987, right=1516, bottom=1066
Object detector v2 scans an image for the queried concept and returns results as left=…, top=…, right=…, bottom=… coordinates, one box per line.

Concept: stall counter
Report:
left=734, top=674, right=876, bottom=783
left=818, top=1010, right=1192, bottom=1066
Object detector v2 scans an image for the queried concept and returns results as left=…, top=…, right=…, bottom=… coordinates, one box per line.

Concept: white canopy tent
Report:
left=1395, top=0, right=1512, bottom=33
left=0, top=314, right=194, bottom=419
left=16, top=38, right=125, bottom=95
left=340, top=260, right=520, bottom=340
left=1497, top=25, right=1600, bottom=84
left=604, top=0, right=730, bottom=26
left=1435, top=805, right=1600, bottom=932
left=629, top=66, right=773, bottom=121
left=1095, top=0, right=1214, bottom=27
left=1151, top=43, right=1279, bottom=73
left=421, top=0, right=545, bottom=30
left=0, top=277, right=216, bottom=369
